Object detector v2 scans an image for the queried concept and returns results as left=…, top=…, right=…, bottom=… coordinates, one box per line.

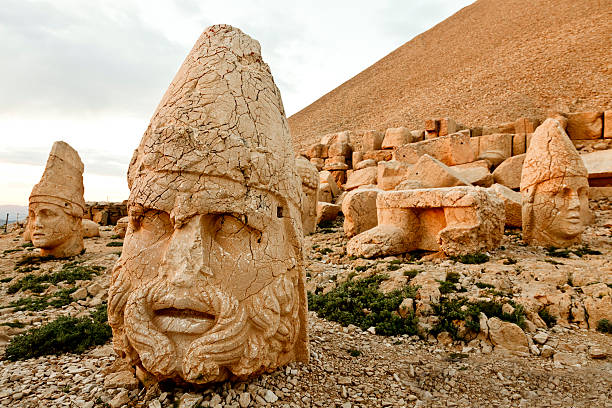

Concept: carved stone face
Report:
left=109, top=178, right=303, bottom=384
left=531, top=176, right=590, bottom=245
left=29, top=202, right=80, bottom=253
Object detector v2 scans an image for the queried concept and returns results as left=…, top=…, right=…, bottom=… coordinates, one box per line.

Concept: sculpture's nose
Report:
left=567, top=190, right=581, bottom=212
left=161, top=215, right=212, bottom=288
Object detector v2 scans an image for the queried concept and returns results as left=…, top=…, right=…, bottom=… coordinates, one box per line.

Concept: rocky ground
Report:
left=0, top=200, right=611, bottom=408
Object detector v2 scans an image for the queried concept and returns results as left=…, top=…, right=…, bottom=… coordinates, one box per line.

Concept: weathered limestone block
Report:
left=328, top=142, right=351, bottom=159
left=515, top=117, right=539, bottom=134
left=438, top=117, right=457, bottom=137
left=316, top=202, right=341, bottom=225
left=403, top=155, right=473, bottom=189
left=512, top=133, right=527, bottom=155
left=310, top=158, right=324, bottom=171
left=82, top=219, right=100, bottom=238
left=580, top=150, right=612, bottom=187
left=393, top=133, right=475, bottom=166
left=453, top=166, right=493, bottom=187
left=604, top=110, right=612, bottom=139
left=354, top=159, right=376, bottom=170
left=492, top=154, right=526, bottom=190
left=347, top=186, right=504, bottom=257
left=382, top=127, right=411, bottom=149
left=489, top=184, right=522, bottom=227
left=360, top=130, right=384, bottom=151
left=589, top=187, right=612, bottom=200
left=325, top=156, right=345, bottom=165
left=319, top=171, right=340, bottom=197
left=305, top=143, right=326, bottom=159
left=330, top=170, right=347, bottom=188
left=487, top=317, right=529, bottom=354
left=345, top=167, right=377, bottom=191
left=376, top=160, right=412, bottom=191
left=108, top=25, right=308, bottom=386
left=352, top=151, right=364, bottom=166
left=424, top=119, right=439, bottom=139
left=296, top=156, right=320, bottom=235
left=114, top=216, right=128, bottom=239
left=498, top=122, right=516, bottom=134
left=363, top=150, right=393, bottom=163
left=521, top=119, right=590, bottom=247
left=320, top=130, right=351, bottom=147
left=585, top=296, right=612, bottom=330
left=323, top=161, right=349, bottom=171
left=565, top=111, right=603, bottom=140
left=478, top=133, right=513, bottom=167
left=84, top=201, right=128, bottom=226
left=342, top=188, right=381, bottom=237
left=28, top=141, right=85, bottom=258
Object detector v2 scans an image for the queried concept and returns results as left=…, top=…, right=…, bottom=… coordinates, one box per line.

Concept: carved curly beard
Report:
left=110, top=272, right=300, bottom=384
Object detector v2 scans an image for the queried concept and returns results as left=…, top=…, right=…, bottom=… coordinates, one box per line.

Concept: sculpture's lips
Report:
left=151, top=294, right=216, bottom=334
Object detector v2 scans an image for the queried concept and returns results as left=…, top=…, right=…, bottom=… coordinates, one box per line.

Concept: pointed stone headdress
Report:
left=520, top=118, right=587, bottom=191
left=29, top=141, right=85, bottom=218
left=127, top=24, right=302, bottom=238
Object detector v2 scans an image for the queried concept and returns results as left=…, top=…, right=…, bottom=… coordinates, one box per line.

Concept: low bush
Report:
left=450, top=253, right=489, bottom=264
left=106, top=241, right=123, bottom=247
left=308, top=274, right=418, bottom=336
left=3, top=304, right=111, bottom=361
left=8, top=263, right=104, bottom=294
left=15, top=255, right=55, bottom=267
left=403, top=269, right=420, bottom=279
left=596, top=319, right=612, bottom=334
left=437, top=272, right=466, bottom=294
left=538, top=308, right=557, bottom=328
left=7, top=288, right=76, bottom=312
left=475, top=282, right=495, bottom=289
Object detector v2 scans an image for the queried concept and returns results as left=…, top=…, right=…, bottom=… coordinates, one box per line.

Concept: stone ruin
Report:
left=107, top=24, right=308, bottom=385
left=83, top=201, right=127, bottom=226
left=300, top=109, right=612, bottom=256
left=26, top=141, right=85, bottom=258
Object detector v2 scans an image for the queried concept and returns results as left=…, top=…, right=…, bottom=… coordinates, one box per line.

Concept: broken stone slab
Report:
left=346, top=186, right=504, bottom=257
left=82, top=219, right=100, bottom=238
left=342, top=188, right=381, bottom=238
left=487, top=317, right=529, bottom=354
left=604, top=110, right=612, bottom=139
left=360, top=130, right=385, bottom=151
left=580, top=150, right=612, bottom=186
left=345, top=167, right=377, bottom=190
left=328, top=142, right=352, bottom=159
left=438, top=117, right=457, bottom=137
left=393, top=133, right=476, bottom=166
left=305, top=143, right=327, bottom=159
left=377, top=160, right=413, bottom=190
left=489, top=184, right=522, bottom=227
left=363, top=149, right=393, bottom=163
left=403, top=154, right=473, bottom=189
left=310, top=158, right=324, bottom=171
left=453, top=166, right=493, bottom=187
left=521, top=118, right=590, bottom=247
left=565, top=111, right=603, bottom=140
left=320, top=171, right=340, bottom=197
left=320, top=130, right=351, bottom=146
left=354, top=159, right=377, bottom=170
left=492, top=154, right=526, bottom=190
left=478, top=133, right=513, bottom=167
left=515, top=117, right=540, bottom=134
left=382, top=127, right=412, bottom=149
left=317, top=202, right=341, bottom=225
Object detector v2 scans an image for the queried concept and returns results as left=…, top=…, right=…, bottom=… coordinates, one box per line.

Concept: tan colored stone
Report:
left=424, top=119, right=439, bottom=132
left=581, top=150, right=612, bottom=185
left=352, top=151, right=364, bottom=166
left=382, top=127, right=418, bottom=149
left=107, top=25, right=308, bottom=386
left=360, top=130, right=384, bottom=151
left=469, top=136, right=480, bottom=157
left=310, top=158, right=324, bottom=171
left=521, top=119, right=590, bottom=247
left=584, top=296, right=612, bottom=329
left=515, top=117, right=539, bottom=134
left=489, top=184, right=522, bottom=227
left=363, top=150, right=393, bottom=163
left=305, top=143, right=325, bottom=159
left=452, top=159, right=491, bottom=171
left=318, top=183, right=334, bottom=203
left=320, top=130, right=351, bottom=146
left=403, top=154, right=473, bottom=189
left=393, top=133, right=476, bottom=166
left=328, top=142, right=352, bottom=158
left=453, top=166, right=493, bottom=187
left=316, top=202, right=341, bottom=225
left=487, top=317, right=529, bottom=354
left=354, top=159, right=376, bottom=170
left=566, top=111, right=603, bottom=140
left=377, top=160, right=412, bottom=191
left=114, top=216, right=128, bottom=239
left=345, top=167, right=377, bottom=190
left=438, top=117, right=457, bottom=137
left=492, top=154, right=526, bottom=190
left=342, top=188, right=381, bottom=237
left=28, top=141, right=85, bottom=258
left=320, top=171, right=340, bottom=197
left=604, top=110, right=612, bottom=139
left=323, top=161, right=349, bottom=171
left=478, top=133, right=513, bottom=167
left=589, top=187, right=612, bottom=200
left=347, top=186, right=504, bottom=257
left=330, top=170, right=347, bottom=188
left=296, top=156, right=320, bottom=235
left=325, top=155, right=346, bottom=165
left=512, top=133, right=526, bottom=155
left=82, top=219, right=100, bottom=238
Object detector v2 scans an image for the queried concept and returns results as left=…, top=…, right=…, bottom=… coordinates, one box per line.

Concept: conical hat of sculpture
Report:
left=29, top=141, right=85, bottom=217
left=127, top=24, right=302, bottom=238
left=520, top=118, right=587, bottom=191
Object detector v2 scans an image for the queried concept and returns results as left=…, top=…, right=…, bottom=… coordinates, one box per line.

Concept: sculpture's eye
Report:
left=215, top=214, right=262, bottom=243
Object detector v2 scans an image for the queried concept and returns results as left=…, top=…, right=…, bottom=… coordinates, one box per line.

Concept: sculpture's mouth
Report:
left=151, top=294, right=217, bottom=335
left=152, top=308, right=215, bottom=334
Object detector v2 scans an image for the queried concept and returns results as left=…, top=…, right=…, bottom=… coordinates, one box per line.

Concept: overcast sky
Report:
left=0, top=0, right=474, bottom=207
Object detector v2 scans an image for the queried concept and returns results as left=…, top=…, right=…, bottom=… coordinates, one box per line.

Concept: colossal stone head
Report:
left=108, top=24, right=308, bottom=385
left=520, top=118, right=590, bottom=247
left=28, top=141, right=85, bottom=257
left=295, top=156, right=319, bottom=235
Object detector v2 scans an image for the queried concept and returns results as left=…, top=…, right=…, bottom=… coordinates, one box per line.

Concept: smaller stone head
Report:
left=520, top=119, right=590, bottom=247
left=28, top=141, right=85, bottom=257
left=295, top=156, right=319, bottom=235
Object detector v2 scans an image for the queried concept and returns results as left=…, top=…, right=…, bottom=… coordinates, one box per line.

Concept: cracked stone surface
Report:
left=26, top=141, right=85, bottom=258
left=107, top=24, right=308, bottom=385
left=521, top=118, right=591, bottom=247
left=295, top=156, right=319, bottom=235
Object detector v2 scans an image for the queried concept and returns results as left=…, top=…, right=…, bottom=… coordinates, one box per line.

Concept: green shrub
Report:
left=387, top=264, right=401, bottom=271
left=445, top=272, right=460, bottom=283
left=3, top=249, right=23, bottom=254
left=503, top=258, right=517, bottom=265
left=403, top=269, right=420, bottom=279
left=596, top=319, right=612, bottom=334
left=437, top=272, right=466, bottom=294
left=475, top=282, right=495, bottom=289
left=3, top=304, right=112, bottom=361
left=450, top=253, right=489, bottom=264
left=21, top=242, right=34, bottom=248
left=571, top=245, right=602, bottom=257
left=1, top=321, right=25, bottom=328
left=106, top=241, right=123, bottom=247
left=8, top=263, right=104, bottom=294
left=538, top=308, right=557, bottom=328
left=308, top=274, right=418, bottom=336
left=0, top=277, right=13, bottom=283
left=347, top=348, right=362, bottom=357
left=319, top=247, right=333, bottom=255
left=8, top=288, right=76, bottom=312
left=545, top=247, right=570, bottom=258
left=15, top=255, right=55, bottom=267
